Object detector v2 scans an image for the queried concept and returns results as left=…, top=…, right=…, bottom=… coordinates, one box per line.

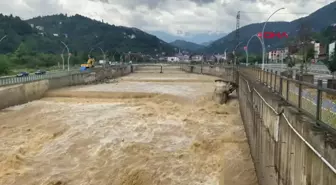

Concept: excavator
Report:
left=80, top=56, right=95, bottom=71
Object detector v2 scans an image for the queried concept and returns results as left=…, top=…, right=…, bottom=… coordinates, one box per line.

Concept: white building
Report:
left=191, top=55, right=203, bottom=62
left=268, top=48, right=288, bottom=62
left=167, top=57, right=180, bottom=62
left=179, top=55, right=190, bottom=62
left=314, top=42, right=320, bottom=59
left=329, top=41, right=335, bottom=61
left=36, top=26, right=44, bottom=31
left=215, top=54, right=225, bottom=60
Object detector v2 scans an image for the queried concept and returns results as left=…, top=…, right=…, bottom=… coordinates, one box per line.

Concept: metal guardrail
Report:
left=0, top=65, right=129, bottom=87
left=0, top=70, right=85, bottom=87
left=249, top=67, right=336, bottom=133
left=260, top=63, right=331, bottom=74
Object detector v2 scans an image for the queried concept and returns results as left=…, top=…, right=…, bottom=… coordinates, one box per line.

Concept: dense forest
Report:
left=0, top=13, right=175, bottom=75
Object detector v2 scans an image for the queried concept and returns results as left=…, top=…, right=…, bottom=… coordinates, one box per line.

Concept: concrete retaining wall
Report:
left=0, top=66, right=132, bottom=110
left=184, top=65, right=336, bottom=185
left=181, top=65, right=235, bottom=81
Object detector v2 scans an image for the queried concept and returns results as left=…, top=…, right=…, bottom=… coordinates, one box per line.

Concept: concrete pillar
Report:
left=213, top=80, right=229, bottom=104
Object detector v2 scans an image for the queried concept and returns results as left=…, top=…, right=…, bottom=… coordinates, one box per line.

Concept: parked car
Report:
left=16, top=72, right=29, bottom=77
left=35, top=70, right=46, bottom=75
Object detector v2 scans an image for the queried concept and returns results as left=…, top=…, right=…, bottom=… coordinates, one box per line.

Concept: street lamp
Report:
left=224, top=48, right=228, bottom=65
left=60, top=47, right=66, bottom=70
left=261, top=7, right=285, bottom=70
left=61, top=41, right=70, bottom=71
left=89, top=47, right=107, bottom=65
left=0, top=35, right=7, bottom=43
left=233, top=42, right=243, bottom=66
left=245, top=34, right=263, bottom=66
left=97, top=47, right=106, bottom=62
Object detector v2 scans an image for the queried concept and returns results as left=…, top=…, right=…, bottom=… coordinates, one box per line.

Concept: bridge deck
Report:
left=0, top=67, right=257, bottom=185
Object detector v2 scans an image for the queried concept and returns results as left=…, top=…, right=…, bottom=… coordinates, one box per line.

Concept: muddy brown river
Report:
left=0, top=67, right=257, bottom=185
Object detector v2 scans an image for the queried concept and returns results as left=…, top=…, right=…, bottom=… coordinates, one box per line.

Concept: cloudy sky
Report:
left=0, top=0, right=334, bottom=36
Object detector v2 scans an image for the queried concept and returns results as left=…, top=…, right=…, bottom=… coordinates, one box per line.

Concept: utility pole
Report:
left=236, top=11, right=240, bottom=46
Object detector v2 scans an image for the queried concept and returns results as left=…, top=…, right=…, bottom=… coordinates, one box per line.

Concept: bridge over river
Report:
left=0, top=64, right=335, bottom=185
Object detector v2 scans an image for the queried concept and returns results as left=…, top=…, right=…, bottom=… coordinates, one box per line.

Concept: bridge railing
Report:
left=238, top=71, right=336, bottom=185
left=247, top=67, right=336, bottom=134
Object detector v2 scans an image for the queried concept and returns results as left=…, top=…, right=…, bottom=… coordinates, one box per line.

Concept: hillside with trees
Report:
left=169, top=40, right=204, bottom=51
left=26, top=14, right=175, bottom=55
left=0, top=13, right=175, bottom=75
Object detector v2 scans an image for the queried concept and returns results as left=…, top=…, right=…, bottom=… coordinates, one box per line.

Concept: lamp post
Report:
left=224, top=48, right=228, bottom=65
left=245, top=34, right=263, bottom=66
left=0, top=35, right=7, bottom=43
left=98, top=47, right=107, bottom=66
left=261, top=7, right=285, bottom=70
left=233, top=42, right=243, bottom=66
left=60, top=47, right=66, bottom=70
left=61, top=41, right=70, bottom=71
left=89, top=48, right=94, bottom=57
left=97, top=47, right=106, bottom=62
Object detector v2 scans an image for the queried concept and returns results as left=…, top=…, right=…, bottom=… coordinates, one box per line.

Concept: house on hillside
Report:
left=36, top=26, right=44, bottom=31
left=329, top=41, right=335, bottom=61
left=318, top=44, right=328, bottom=60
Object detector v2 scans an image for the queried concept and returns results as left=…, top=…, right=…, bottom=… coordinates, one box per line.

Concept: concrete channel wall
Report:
left=0, top=66, right=131, bottom=110
left=182, top=65, right=336, bottom=185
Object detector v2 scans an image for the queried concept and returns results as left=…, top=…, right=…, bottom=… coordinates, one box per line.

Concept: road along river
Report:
left=0, top=67, right=257, bottom=185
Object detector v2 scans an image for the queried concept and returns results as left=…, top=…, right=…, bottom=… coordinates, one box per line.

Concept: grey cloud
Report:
left=0, top=0, right=334, bottom=36
left=189, top=0, right=216, bottom=5
left=90, top=0, right=167, bottom=9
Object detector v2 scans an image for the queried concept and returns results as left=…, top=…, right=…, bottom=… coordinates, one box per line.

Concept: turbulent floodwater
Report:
left=0, top=68, right=257, bottom=185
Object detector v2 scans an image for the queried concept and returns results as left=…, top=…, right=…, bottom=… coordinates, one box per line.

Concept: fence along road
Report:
left=246, top=66, right=336, bottom=133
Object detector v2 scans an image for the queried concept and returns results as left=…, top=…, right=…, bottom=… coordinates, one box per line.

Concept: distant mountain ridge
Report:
left=202, top=1, right=336, bottom=54
left=170, top=40, right=204, bottom=51
left=201, top=41, right=213, bottom=46
left=149, top=31, right=226, bottom=44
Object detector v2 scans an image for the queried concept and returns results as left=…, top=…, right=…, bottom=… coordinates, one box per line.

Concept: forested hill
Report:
left=26, top=14, right=175, bottom=55
left=0, top=14, right=62, bottom=54
left=0, top=13, right=176, bottom=75
left=170, top=40, right=204, bottom=51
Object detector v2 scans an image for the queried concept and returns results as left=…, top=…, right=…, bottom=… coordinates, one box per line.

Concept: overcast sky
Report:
left=0, top=0, right=334, bottom=36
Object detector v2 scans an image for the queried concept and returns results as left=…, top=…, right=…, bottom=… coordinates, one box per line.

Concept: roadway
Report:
left=0, top=65, right=257, bottom=185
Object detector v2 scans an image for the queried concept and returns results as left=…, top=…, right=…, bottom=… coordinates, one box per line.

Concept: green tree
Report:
left=302, top=44, right=315, bottom=73
left=0, top=55, right=10, bottom=75
left=324, top=50, right=336, bottom=79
